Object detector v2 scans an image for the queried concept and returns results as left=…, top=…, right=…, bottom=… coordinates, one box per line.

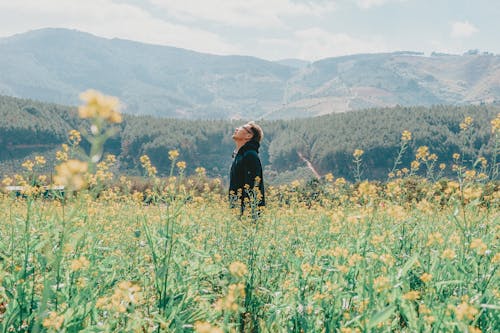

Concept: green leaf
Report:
left=367, top=305, right=396, bottom=329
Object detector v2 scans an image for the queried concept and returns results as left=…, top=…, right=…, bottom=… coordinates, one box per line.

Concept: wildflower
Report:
left=70, top=256, right=90, bottom=271
left=54, top=159, right=88, bottom=191
left=43, top=312, right=64, bottom=330
left=324, top=172, right=334, bottom=182
left=460, top=116, right=473, bottom=131
left=426, top=232, right=444, bottom=246
left=439, top=163, right=446, bottom=170
left=468, top=326, right=482, bottom=333
left=68, top=129, right=82, bottom=145
left=401, top=130, right=412, bottom=141
left=420, top=273, right=432, bottom=283
left=140, top=155, right=157, bottom=177
left=168, top=149, right=180, bottom=160
left=411, top=161, right=420, bottom=170
left=35, top=155, right=46, bottom=165
left=1, top=176, right=13, bottom=186
left=195, top=167, right=206, bottom=176
left=470, top=238, right=487, bottom=255
left=402, top=290, right=420, bottom=301
left=373, top=276, right=390, bottom=292
left=416, top=146, right=430, bottom=161
left=491, top=113, right=500, bottom=133
left=455, top=301, right=478, bottom=320
left=229, top=261, right=248, bottom=278
left=22, top=160, right=34, bottom=172
left=78, top=89, right=122, bottom=123
left=213, top=283, right=245, bottom=312
left=176, top=161, right=187, bottom=170
left=492, top=253, right=500, bottom=264
left=441, top=249, right=456, bottom=260
left=353, top=149, right=364, bottom=158
left=453, top=153, right=460, bottom=160
left=194, top=321, right=223, bottom=333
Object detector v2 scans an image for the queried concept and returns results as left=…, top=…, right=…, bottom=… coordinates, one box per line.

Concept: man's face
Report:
left=232, top=124, right=253, bottom=141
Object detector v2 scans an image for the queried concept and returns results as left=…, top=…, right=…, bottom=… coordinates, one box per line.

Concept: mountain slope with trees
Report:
left=1, top=95, right=498, bottom=182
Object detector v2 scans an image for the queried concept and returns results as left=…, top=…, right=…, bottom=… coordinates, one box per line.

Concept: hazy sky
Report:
left=0, top=0, right=498, bottom=61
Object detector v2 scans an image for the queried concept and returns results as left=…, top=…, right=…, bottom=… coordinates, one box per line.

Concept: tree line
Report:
left=1, top=95, right=498, bottom=182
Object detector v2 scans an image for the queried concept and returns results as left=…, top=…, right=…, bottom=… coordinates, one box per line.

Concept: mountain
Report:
left=1, top=28, right=499, bottom=119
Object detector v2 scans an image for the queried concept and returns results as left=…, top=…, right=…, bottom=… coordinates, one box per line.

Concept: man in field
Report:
left=229, top=121, right=265, bottom=217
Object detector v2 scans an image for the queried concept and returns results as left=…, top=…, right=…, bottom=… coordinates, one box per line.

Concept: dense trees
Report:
left=1, top=95, right=498, bottom=182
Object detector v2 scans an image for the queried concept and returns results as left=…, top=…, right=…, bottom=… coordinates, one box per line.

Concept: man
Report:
left=229, top=121, right=265, bottom=216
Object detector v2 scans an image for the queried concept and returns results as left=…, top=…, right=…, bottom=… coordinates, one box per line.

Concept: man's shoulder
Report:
left=242, top=149, right=259, bottom=158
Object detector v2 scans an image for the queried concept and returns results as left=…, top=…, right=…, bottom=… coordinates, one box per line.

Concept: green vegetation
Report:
left=1, top=95, right=499, bottom=183
left=0, top=90, right=498, bottom=332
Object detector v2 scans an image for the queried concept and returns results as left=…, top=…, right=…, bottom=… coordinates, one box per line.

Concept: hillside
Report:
left=1, top=28, right=499, bottom=119
left=1, top=95, right=498, bottom=182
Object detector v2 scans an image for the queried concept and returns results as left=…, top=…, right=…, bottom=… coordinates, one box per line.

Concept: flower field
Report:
left=0, top=91, right=499, bottom=332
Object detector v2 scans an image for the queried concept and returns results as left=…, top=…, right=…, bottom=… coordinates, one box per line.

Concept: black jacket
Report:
left=229, top=140, right=265, bottom=210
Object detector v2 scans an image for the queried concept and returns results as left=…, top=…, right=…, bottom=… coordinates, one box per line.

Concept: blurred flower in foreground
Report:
left=54, top=159, right=88, bottom=191
left=78, top=89, right=122, bottom=123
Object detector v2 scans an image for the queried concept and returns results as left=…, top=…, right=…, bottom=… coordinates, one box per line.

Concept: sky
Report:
left=0, top=0, right=498, bottom=61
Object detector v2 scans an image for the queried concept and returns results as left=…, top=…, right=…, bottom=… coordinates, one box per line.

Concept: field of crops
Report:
left=0, top=91, right=499, bottom=332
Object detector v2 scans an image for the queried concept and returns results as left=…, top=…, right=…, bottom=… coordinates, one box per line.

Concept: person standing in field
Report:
left=229, top=121, right=265, bottom=217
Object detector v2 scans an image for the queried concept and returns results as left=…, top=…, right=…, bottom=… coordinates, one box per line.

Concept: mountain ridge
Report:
left=1, top=28, right=499, bottom=119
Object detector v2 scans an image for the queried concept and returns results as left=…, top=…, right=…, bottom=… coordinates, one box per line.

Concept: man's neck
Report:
left=234, top=139, right=249, bottom=151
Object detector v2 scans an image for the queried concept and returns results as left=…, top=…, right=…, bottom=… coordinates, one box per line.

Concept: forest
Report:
left=1, top=94, right=499, bottom=183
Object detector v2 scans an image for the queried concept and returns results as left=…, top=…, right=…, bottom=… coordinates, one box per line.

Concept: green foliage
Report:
left=1, top=95, right=499, bottom=182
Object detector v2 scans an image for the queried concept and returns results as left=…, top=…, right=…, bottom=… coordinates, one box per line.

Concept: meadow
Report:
left=0, top=91, right=499, bottom=332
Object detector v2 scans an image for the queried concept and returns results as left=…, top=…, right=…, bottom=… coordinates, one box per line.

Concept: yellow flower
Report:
left=491, top=113, right=500, bottom=133
left=353, top=149, right=364, bottom=158
left=401, top=130, right=412, bottom=141
left=214, top=283, right=245, bottom=312
left=43, top=312, right=64, bottom=330
left=229, top=261, right=248, bottom=278
left=78, top=89, right=122, bottom=123
left=460, top=116, right=473, bottom=131
left=70, top=256, right=90, bottom=271
left=402, top=290, right=420, bottom=301
left=35, top=155, right=46, bottom=165
left=441, top=249, right=456, bottom=260
left=420, top=273, right=432, bottom=283
left=411, top=161, right=420, bottom=170
left=195, top=167, right=206, bottom=176
left=176, top=161, right=187, bottom=170
left=194, top=321, right=223, bottom=333
left=54, top=159, right=88, bottom=191
left=168, top=149, right=180, bottom=160
left=324, top=172, right=334, bottom=182
left=22, top=160, right=34, bottom=172
left=1, top=176, right=13, bottom=186
left=455, top=301, right=478, bottom=320
left=373, top=275, right=390, bottom=292
left=470, top=238, right=487, bottom=255
left=68, top=129, right=82, bottom=145
left=439, top=163, right=446, bottom=170
left=416, top=146, right=430, bottom=161
left=453, top=153, right=460, bottom=160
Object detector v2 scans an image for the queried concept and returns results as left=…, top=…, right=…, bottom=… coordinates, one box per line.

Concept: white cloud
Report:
left=0, top=0, right=239, bottom=55
left=451, top=21, right=479, bottom=38
left=148, top=0, right=337, bottom=28
left=355, top=0, right=406, bottom=9
left=259, top=28, right=389, bottom=60
left=296, top=29, right=389, bottom=60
